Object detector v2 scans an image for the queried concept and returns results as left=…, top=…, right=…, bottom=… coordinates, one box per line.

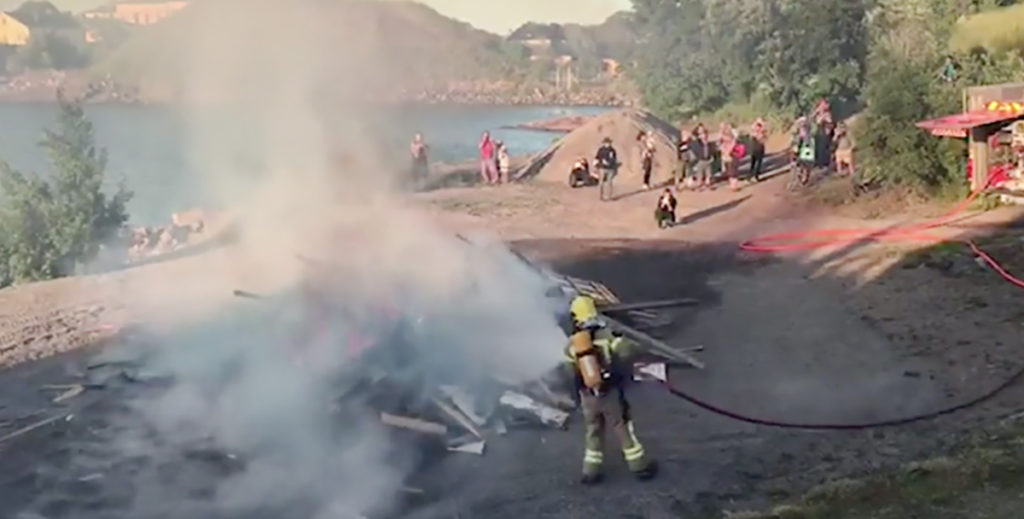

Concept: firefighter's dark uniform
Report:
left=564, top=296, right=657, bottom=484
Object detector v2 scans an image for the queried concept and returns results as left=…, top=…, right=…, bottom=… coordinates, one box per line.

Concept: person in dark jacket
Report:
left=690, top=128, right=713, bottom=190
left=595, top=137, right=619, bottom=201
left=654, top=188, right=677, bottom=228
left=676, top=130, right=692, bottom=191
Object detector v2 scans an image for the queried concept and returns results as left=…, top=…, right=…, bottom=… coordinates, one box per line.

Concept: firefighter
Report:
left=564, top=295, right=657, bottom=485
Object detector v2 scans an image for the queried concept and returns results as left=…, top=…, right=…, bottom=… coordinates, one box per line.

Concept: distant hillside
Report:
left=0, top=0, right=104, bottom=12
left=509, top=14, right=637, bottom=56
left=506, top=12, right=638, bottom=78
left=562, top=12, right=638, bottom=63
left=89, top=0, right=526, bottom=97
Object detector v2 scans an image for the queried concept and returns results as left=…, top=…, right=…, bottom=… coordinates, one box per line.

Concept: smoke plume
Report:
left=99, top=1, right=568, bottom=517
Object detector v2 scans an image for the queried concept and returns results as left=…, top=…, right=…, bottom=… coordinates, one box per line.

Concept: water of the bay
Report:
left=0, top=103, right=609, bottom=224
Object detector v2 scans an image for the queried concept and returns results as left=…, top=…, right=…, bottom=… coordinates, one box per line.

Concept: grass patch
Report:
left=727, top=427, right=1024, bottom=519
left=950, top=3, right=1024, bottom=54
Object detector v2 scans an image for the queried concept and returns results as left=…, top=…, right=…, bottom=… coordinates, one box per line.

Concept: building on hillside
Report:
left=0, top=11, right=31, bottom=46
left=1, top=1, right=84, bottom=46
left=84, top=1, right=188, bottom=26
left=554, top=54, right=575, bottom=90
left=508, top=22, right=566, bottom=60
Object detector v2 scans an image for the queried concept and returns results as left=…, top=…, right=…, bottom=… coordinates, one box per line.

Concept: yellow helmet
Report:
left=570, top=295, right=599, bottom=327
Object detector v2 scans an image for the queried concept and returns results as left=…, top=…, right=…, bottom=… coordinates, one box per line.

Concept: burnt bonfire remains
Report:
left=1, top=238, right=704, bottom=518
left=267, top=240, right=704, bottom=458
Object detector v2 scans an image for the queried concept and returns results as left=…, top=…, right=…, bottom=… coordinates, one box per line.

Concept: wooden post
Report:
left=971, top=126, right=989, bottom=192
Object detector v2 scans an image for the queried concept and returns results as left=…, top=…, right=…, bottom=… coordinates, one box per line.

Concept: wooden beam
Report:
left=602, top=316, right=705, bottom=370
left=599, top=298, right=699, bottom=313
left=0, top=414, right=68, bottom=444
left=431, top=397, right=484, bottom=440
left=379, top=413, right=447, bottom=436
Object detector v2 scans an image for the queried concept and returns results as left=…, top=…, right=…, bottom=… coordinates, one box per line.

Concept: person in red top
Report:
left=479, top=131, right=499, bottom=184
left=719, top=123, right=741, bottom=191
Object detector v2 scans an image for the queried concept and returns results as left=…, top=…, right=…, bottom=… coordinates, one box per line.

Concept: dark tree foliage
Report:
left=629, top=0, right=872, bottom=118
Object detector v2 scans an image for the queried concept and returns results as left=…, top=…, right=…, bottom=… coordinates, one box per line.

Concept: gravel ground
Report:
left=2, top=234, right=1023, bottom=518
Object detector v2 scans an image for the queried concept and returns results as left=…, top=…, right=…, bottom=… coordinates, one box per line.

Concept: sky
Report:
left=399, top=0, right=633, bottom=34
left=1, top=0, right=633, bottom=34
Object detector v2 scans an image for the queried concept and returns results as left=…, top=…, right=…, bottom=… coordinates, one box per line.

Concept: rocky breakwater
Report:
left=399, top=79, right=638, bottom=107
left=502, top=115, right=593, bottom=133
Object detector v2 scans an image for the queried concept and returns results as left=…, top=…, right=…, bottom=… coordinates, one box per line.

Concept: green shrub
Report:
left=0, top=93, right=133, bottom=287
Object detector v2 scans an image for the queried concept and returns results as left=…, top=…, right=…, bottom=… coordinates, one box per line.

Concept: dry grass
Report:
left=950, top=3, right=1024, bottom=54
left=728, top=427, right=1024, bottom=519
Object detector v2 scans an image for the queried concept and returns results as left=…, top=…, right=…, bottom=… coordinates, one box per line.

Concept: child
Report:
left=654, top=188, right=677, bottom=229
left=497, top=141, right=511, bottom=184
left=833, top=123, right=854, bottom=176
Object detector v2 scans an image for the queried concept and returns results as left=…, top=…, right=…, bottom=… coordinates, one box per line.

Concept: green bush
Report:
left=855, top=43, right=1024, bottom=191
left=0, top=93, right=133, bottom=287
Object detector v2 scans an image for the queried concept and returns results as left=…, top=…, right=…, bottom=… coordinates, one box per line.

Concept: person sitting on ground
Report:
left=569, top=157, right=596, bottom=188
left=654, top=188, right=677, bottom=229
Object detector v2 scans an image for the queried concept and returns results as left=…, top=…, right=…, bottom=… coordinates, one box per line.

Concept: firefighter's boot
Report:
left=634, top=460, right=659, bottom=481
left=581, top=447, right=604, bottom=485
left=621, top=421, right=656, bottom=480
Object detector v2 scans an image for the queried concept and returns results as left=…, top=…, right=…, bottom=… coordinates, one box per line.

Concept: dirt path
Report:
left=1, top=164, right=1024, bottom=517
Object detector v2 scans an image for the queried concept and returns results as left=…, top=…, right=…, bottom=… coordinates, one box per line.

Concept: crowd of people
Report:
left=408, top=131, right=513, bottom=189
left=406, top=99, right=853, bottom=230
left=568, top=99, right=853, bottom=229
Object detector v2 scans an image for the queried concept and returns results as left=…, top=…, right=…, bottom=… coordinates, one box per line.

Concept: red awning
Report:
left=916, top=110, right=1023, bottom=138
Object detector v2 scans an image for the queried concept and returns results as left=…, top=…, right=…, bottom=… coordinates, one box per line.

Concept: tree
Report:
left=853, top=0, right=1024, bottom=190
left=0, top=93, right=133, bottom=287
left=629, top=0, right=872, bottom=117
left=8, top=32, right=89, bottom=71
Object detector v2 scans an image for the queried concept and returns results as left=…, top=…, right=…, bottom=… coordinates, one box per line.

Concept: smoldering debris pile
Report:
left=341, top=345, right=576, bottom=458
left=293, top=243, right=704, bottom=460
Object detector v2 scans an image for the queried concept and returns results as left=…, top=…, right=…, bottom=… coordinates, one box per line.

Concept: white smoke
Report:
left=95, top=0, right=568, bottom=517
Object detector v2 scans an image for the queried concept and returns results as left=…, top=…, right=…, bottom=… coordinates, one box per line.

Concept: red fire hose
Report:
left=663, top=178, right=1024, bottom=429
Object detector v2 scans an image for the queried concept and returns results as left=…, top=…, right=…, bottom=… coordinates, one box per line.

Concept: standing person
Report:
left=478, top=131, right=498, bottom=185
left=654, top=188, right=677, bottom=229
left=719, top=123, right=740, bottom=191
left=564, top=296, right=657, bottom=485
left=409, top=133, right=429, bottom=189
left=676, top=126, right=693, bottom=191
left=595, top=137, right=619, bottom=201
left=833, top=122, right=855, bottom=177
left=691, top=127, right=713, bottom=190
left=637, top=131, right=656, bottom=190
left=749, top=118, right=767, bottom=182
left=496, top=141, right=511, bottom=184
left=812, top=99, right=834, bottom=170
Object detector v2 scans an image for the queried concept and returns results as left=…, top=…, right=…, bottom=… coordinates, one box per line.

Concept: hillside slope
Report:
left=90, top=0, right=521, bottom=96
